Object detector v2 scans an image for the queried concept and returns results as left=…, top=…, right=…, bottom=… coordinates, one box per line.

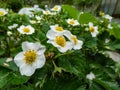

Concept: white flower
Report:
left=88, top=22, right=98, bottom=37
left=46, top=24, right=67, bottom=40
left=86, top=72, right=95, bottom=80
left=47, top=34, right=73, bottom=53
left=66, top=19, right=80, bottom=26
left=107, top=24, right=113, bottom=29
left=42, top=10, right=51, bottom=15
left=103, top=14, right=112, bottom=22
left=7, top=31, right=12, bottom=36
left=0, top=8, right=7, bottom=16
left=14, top=41, right=46, bottom=76
left=51, top=5, right=61, bottom=12
left=17, top=25, right=35, bottom=35
left=50, top=24, right=65, bottom=33
left=64, top=31, right=83, bottom=50
left=46, top=30, right=73, bottom=53
left=35, top=15, right=42, bottom=21
left=30, top=20, right=37, bottom=24
left=18, top=7, right=43, bottom=17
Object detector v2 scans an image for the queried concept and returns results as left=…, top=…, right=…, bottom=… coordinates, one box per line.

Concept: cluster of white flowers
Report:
left=2, top=5, right=113, bottom=77
left=42, top=5, right=61, bottom=15
left=100, top=11, right=113, bottom=29
left=46, top=24, right=83, bottom=53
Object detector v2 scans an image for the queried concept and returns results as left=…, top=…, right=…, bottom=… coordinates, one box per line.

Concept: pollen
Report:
left=55, top=26, right=64, bottom=31
left=24, top=50, right=37, bottom=64
left=90, top=27, right=95, bottom=32
left=23, top=27, right=30, bottom=33
left=69, top=20, right=75, bottom=25
left=55, top=36, right=66, bottom=47
left=0, top=11, right=4, bottom=16
left=71, top=36, right=78, bottom=45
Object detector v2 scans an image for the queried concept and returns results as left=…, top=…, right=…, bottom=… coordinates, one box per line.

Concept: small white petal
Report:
left=22, top=41, right=41, bottom=51
left=20, top=64, right=36, bottom=76
left=73, top=40, right=83, bottom=50
left=58, top=42, right=73, bottom=53
left=14, top=52, right=25, bottom=67
left=88, top=22, right=93, bottom=27
left=33, top=54, right=46, bottom=68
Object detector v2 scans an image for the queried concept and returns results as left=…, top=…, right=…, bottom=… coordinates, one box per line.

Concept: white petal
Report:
left=22, top=41, right=41, bottom=51
left=14, top=52, right=25, bottom=67
left=73, top=40, right=83, bottom=50
left=63, top=30, right=72, bottom=39
left=58, top=42, right=73, bottom=53
left=47, top=40, right=60, bottom=48
left=37, top=46, right=46, bottom=55
left=88, top=22, right=93, bottom=27
left=33, top=54, right=46, bottom=68
left=20, top=64, right=36, bottom=76
left=46, top=30, right=59, bottom=40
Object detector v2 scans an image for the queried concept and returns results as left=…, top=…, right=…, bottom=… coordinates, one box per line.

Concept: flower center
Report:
left=90, top=27, right=95, bottom=32
left=55, top=26, right=64, bottom=31
left=23, top=27, right=30, bottom=33
left=24, top=50, right=37, bottom=64
left=69, top=20, right=75, bottom=25
left=54, top=7, right=59, bottom=11
left=71, top=36, right=78, bottom=45
left=0, top=11, right=4, bottom=16
left=55, top=36, right=66, bottom=47
left=100, top=12, right=104, bottom=16
left=45, top=11, right=49, bottom=14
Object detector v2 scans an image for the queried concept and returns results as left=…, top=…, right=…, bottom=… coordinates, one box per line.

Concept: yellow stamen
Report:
left=55, top=26, right=64, bottom=31
left=55, top=36, right=66, bottom=47
left=23, top=27, right=30, bottom=33
left=90, top=27, right=95, bottom=32
left=0, top=11, right=4, bottom=16
left=24, top=50, right=37, bottom=64
left=69, top=20, right=75, bottom=25
left=71, top=36, right=78, bottom=45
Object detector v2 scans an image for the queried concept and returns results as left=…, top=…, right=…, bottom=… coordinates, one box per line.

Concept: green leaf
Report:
left=10, top=84, right=35, bottom=90
left=41, top=75, right=83, bottom=90
left=58, top=51, right=85, bottom=77
left=93, top=79, right=120, bottom=90
left=0, top=49, right=5, bottom=55
left=108, top=40, right=120, bottom=50
left=79, top=12, right=97, bottom=24
left=0, top=58, right=18, bottom=71
left=0, top=68, right=11, bottom=89
left=10, top=73, right=30, bottom=85
left=109, top=24, right=120, bottom=39
left=62, top=5, right=79, bottom=19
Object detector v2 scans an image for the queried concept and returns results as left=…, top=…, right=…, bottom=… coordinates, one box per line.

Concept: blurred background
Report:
left=0, top=0, right=120, bottom=18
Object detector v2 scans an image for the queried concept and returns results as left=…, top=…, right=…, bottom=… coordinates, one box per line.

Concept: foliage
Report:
left=0, top=4, right=120, bottom=90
